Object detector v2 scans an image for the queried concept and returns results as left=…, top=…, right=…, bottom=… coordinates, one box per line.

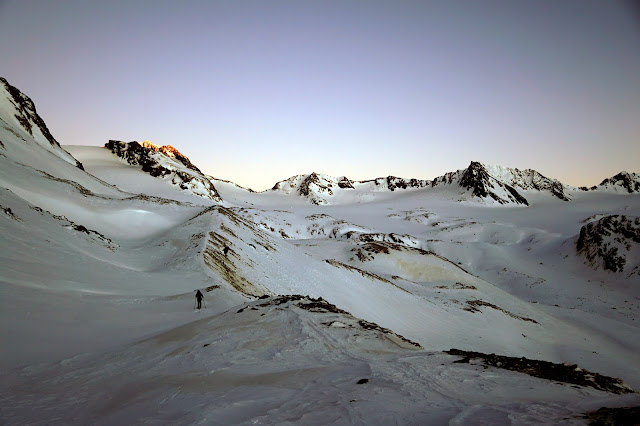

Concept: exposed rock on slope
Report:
left=458, top=161, right=530, bottom=205
left=591, top=172, right=640, bottom=194
left=270, top=173, right=431, bottom=205
left=446, top=349, right=635, bottom=394
left=0, top=77, right=84, bottom=169
left=270, top=173, right=355, bottom=205
left=431, top=161, right=575, bottom=205
left=577, top=215, right=640, bottom=275
left=361, top=176, right=430, bottom=191
left=105, top=140, right=221, bottom=201
left=485, top=166, right=572, bottom=201
left=270, top=162, right=579, bottom=206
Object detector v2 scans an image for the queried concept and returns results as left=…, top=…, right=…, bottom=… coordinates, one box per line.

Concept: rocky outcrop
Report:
left=458, top=161, right=529, bottom=205
left=271, top=173, right=431, bottom=205
left=105, top=140, right=221, bottom=201
left=271, top=173, right=355, bottom=205
left=591, top=172, right=640, bottom=194
left=299, top=173, right=334, bottom=202
left=576, top=215, right=640, bottom=275
left=362, top=176, right=430, bottom=191
left=493, top=168, right=571, bottom=201
left=446, top=349, right=634, bottom=394
left=139, top=141, right=201, bottom=173
left=1, top=77, right=59, bottom=149
left=0, top=77, right=84, bottom=170
left=431, top=161, right=576, bottom=205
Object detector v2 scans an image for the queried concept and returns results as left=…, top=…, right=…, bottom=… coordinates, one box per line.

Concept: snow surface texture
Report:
left=2, top=77, right=640, bottom=424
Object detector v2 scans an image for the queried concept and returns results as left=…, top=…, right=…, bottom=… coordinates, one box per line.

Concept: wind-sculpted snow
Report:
left=577, top=215, right=640, bottom=276
left=105, top=140, right=221, bottom=201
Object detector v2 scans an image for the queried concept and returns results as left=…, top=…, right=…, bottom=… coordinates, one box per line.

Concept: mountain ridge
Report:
left=105, top=140, right=222, bottom=201
left=0, top=77, right=84, bottom=170
left=266, top=161, right=635, bottom=206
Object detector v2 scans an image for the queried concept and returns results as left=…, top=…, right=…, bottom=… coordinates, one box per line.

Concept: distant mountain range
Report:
left=2, top=75, right=638, bottom=208
left=104, top=138, right=640, bottom=206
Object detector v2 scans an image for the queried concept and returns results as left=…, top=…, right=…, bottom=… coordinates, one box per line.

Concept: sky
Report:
left=1, top=0, right=639, bottom=191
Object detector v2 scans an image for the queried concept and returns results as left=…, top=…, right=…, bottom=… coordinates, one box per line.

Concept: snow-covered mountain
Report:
left=269, top=172, right=436, bottom=205
left=269, top=162, right=580, bottom=206
left=2, top=77, right=640, bottom=424
left=589, top=171, right=640, bottom=194
left=105, top=140, right=222, bottom=201
left=270, top=172, right=353, bottom=205
left=430, top=161, right=577, bottom=205
left=577, top=215, right=640, bottom=276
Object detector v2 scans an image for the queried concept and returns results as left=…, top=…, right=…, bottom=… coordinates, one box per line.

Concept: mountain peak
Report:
left=104, top=140, right=221, bottom=201
left=595, top=171, right=640, bottom=193
left=431, top=161, right=576, bottom=205
left=457, top=161, right=530, bottom=206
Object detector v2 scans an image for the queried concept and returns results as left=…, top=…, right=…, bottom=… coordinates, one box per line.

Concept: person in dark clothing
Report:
left=195, top=289, right=204, bottom=309
left=223, top=245, right=230, bottom=257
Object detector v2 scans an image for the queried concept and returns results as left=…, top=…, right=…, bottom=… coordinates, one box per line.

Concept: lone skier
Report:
left=195, top=289, right=204, bottom=309
left=223, top=245, right=230, bottom=257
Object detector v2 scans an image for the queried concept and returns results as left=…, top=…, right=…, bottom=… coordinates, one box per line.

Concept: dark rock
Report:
left=1, top=77, right=85, bottom=170
left=104, top=140, right=221, bottom=201
left=596, top=171, right=640, bottom=193
left=459, top=162, right=529, bottom=206
left=577, top=215, right=640, bottom=274
left=446, top=349, right=635, bottom=394
left=465, top=300, right=538, bottom=323
left=581, top=406, right=640, bottom=425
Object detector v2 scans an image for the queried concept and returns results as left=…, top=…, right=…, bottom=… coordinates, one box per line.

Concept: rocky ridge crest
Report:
left=105, top=140, right=221, bottom=201
left=0, top=77, right=84, bottom=170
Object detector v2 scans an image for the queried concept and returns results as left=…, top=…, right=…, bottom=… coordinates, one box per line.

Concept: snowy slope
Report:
left=3, top=295, right=637, bottom=425
left=2, top=77, right=640, bottom=424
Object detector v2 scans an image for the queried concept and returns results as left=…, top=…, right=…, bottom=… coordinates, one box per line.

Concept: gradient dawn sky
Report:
left=1, top=0, right=639, bottom=191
